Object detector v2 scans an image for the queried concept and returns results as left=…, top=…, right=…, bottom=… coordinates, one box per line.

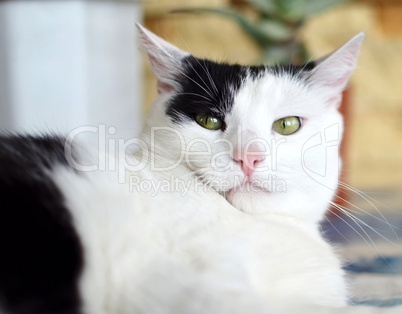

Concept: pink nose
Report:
left=233, top=153, right=264, bottom=177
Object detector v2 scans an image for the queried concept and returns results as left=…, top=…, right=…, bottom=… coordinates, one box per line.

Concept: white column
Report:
left=0, top=0, right=142, bottom=140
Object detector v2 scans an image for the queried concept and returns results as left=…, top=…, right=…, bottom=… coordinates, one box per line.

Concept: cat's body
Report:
left=1, top=25, right=397, bottom=314
left=0, top=134, right=346, bottom=314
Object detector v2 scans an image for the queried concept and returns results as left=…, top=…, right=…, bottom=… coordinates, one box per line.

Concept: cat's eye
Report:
left=272, top=116, right=301, bottom=135
left=195, top=114, right=223, bottom=131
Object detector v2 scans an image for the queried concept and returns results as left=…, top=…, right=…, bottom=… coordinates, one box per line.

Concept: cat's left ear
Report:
left=310, top=33, right=364, bottom=99
left=136, top=23, right=190, bottom=95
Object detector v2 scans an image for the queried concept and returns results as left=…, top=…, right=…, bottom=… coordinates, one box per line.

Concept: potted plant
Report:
left=174, top=0, right=349, bottom=65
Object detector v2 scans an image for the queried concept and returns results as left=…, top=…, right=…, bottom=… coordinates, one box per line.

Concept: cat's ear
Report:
left=310, top=33, right=364, bottom=97
left=136, top=23, right=190, bottom=95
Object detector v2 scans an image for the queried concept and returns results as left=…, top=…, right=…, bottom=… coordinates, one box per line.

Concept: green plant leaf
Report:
left=172, top=0, right=348, bottom=63
left=248, top=0, right=277, bottom=15
left=303, top=0, right=348, bottom=17
left=172, top=8, right=276, bottom=46
left=258, top=20, right=295, bottom=42
left=275, top=0, right=305, bottom=21
left=262, top=45, right=294, bottom=65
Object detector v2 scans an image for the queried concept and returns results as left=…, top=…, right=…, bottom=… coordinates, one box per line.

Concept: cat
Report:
left=1, top=24, right=398, bottom=314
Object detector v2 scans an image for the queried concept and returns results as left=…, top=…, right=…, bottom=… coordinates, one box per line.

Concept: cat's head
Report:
left=137, top=24, right=363, bottom=223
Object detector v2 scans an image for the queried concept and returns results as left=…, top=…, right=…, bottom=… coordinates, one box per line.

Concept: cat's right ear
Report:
left=136, top=23, right=190, bottom=95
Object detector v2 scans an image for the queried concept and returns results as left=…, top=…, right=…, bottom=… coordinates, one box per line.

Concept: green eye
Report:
left=195, top=114, right=223, bottom=130
left=272, top=116, right=301, bottom=135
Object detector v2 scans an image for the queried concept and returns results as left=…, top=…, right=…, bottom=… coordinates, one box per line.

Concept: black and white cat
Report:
left=1, top=25, right=394, bottom=314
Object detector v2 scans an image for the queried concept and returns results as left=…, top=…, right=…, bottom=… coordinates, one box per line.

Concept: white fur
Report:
left=53, top=155, right=346, bottom=314
left=50, top=28, right=402, bottom=313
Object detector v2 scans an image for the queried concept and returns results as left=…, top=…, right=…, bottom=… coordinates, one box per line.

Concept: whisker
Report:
left=332, top=190, right=401, bottom=234
left=179, top=38, right=219, bottom=95
left=292, top=182, right=396, bottom=258
left=167, top=60, right=216, bottom=100
left=322, top=215, right=351, bottom=243
left=338, top=181, right=400, bottom=240
left=174, top=92, right=213, bottom=102
left=184, top=57, right=217, bottom=98
left=296, top=57, right=314, bottom=77
left=332, top=201, right=400, bottom=246
left=200, top=58, right=219, bottom=94
left=339, top=181, right=397, bottom=213
left=329, top=205, right=380, bottom=253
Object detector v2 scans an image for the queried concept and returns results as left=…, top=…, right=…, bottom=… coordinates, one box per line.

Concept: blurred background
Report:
left=0, top=0, right=401, bottom=216
left=0, top=0, right=143, bottom=139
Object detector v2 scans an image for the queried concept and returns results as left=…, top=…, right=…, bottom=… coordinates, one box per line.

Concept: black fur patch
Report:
left=166, top=56, right=249, bottom=123
left=271, top=61, right=316, bottom=78
left=0, top=135, right=83, bottom=314
left=166, top=57, right=315, bottom=126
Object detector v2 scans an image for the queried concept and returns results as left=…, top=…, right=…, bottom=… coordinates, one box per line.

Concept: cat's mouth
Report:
left=227, top=179, right=271, bottom=196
